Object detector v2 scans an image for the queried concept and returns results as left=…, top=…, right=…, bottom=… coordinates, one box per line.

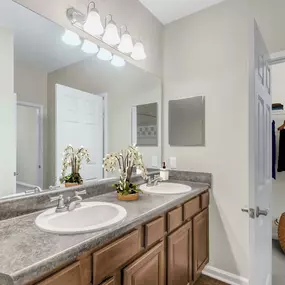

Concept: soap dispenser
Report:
left=160, top=162, right=169, bottom=181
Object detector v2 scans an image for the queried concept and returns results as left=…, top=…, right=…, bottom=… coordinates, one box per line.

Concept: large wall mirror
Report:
left=0, top=0, right=162, bottom=200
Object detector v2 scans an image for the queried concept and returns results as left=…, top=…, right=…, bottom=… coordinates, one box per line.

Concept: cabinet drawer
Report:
left=36, top=262, right=81, bottom=285
left=93, top=230, right=140, bottom=285
left=201, top=191, right=209, bottom=209
left=183, top=196, right=201, bottom=221
left=145, top=216, right=165, bottom=247
left=167, top=206, right=183, bottom=233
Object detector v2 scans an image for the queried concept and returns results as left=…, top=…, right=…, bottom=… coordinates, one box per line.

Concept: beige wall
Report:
left=0, top=28, right=16, bottom=197
left=47, top=58, right=162, bottom=185
left=13, top=0, right=163, bottom=77
left=252, top=0, right=285, bottom=54
left=14, top=62, right=48, bottom=188
left=163, top=0, right=250, bottom=279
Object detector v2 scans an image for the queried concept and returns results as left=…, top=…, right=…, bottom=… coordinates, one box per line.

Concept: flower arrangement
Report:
left=60, top=145, right=90, bottom=185
left=103, top=146, right=147, bottom=196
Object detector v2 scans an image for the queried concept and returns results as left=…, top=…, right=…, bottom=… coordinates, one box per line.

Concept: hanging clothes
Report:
left=272, top=120, right=276, bottom=179
left=278, top=129, right=285, bottom=172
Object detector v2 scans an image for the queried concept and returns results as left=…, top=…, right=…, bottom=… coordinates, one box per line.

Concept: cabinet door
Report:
left=123, top=241, right=165, bottom=285
left=37, top=262, right=82, bottom=285
left=193, top=208, right=209, bottom=281
left=167, top=221, right=192, bottom=285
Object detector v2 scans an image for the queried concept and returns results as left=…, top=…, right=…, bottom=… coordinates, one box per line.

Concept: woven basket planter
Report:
left=275, top=213, right=285, bottom=253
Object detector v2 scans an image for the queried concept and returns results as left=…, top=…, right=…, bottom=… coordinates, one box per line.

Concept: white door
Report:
left=16, top=103, right=43, bottom=189
left=248, top=21, right=272, bottom=285
left=56, top=84, right=104, bottom=184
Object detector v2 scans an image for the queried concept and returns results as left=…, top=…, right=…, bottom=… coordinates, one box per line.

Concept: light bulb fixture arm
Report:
left=105, top=14, right=114, bottom=27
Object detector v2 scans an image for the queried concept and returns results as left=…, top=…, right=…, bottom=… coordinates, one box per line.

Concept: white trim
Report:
left=17, top=101, right=44, bottom=189
left=203, top=265, right=249, bottom=285
left=16, top=181, right=38, bottom=188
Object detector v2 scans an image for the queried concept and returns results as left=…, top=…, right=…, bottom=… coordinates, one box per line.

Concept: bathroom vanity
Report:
left=0, top=179, right=210, bottom=285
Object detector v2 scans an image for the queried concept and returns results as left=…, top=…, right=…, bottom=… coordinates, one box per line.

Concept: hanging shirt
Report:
left=273, top=120, right=276, bottom=179
left=278, top=129, right=285, bottom=172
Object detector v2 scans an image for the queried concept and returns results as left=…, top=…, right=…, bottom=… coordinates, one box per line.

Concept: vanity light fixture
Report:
left=62, top=29, right=82, bottom=46
left=131, top=41, right=146, bottom=60
left=97, top=47, right=113, bottom=61
left=111, top=55, right=126, bottom=67
left=83, top=1, right=104, bottom=36
left=81, top=39, right=99, bottom=54
left=118, top=26, right=133, bottom=54
left=102, top=15, right=120, bottom=46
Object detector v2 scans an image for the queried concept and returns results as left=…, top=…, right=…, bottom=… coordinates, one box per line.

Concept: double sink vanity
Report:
left=0, top=171, right=211, bottom=285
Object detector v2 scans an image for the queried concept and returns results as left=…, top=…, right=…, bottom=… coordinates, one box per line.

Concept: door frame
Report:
left=17, top=101, right=44, bottom=189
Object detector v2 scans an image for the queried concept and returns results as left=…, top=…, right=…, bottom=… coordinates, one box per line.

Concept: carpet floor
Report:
left=195, top=275, right=228, bottom=285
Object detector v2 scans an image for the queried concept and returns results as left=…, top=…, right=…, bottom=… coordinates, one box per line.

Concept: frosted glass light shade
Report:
left=62, top=30, right=81, bottom=46
left=81, top=40, right=99, bottom=54
left=118, top=33, right=133, bottom=54
left=102, top=22, right=120, bottom=46
left=131, top=42, right=146, bottom=60
left=111, top=55, right=126, bottom=67
left=97, top=48, right=113, bottom=61
left=83, top=9, right=104, bottom=36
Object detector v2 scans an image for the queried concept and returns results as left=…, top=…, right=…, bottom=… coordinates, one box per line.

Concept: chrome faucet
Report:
left=146, top=175, right=163, bottom=187
left=50, top=190, right=87, bottom=213
left=25, top=186, right=42, bottom=194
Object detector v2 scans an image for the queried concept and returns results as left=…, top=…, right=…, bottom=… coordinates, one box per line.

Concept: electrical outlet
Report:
left=169, top=157, right=177, bottom=169
left=152, top=156, right=158, bottom=167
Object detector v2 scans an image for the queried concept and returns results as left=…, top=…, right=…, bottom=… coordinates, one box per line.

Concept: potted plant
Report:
left=60, top=145, right=90, bottom=187
left=103, top=146, right=147, bottom=201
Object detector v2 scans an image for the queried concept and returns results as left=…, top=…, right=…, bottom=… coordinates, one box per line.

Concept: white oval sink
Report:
left=35, top=202, right=127, bottom=234
left=140, top=182, right=192, bottom=195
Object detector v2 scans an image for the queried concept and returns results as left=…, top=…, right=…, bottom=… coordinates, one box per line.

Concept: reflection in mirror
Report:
left=0, top=0, right=161, bottom=200
left=169, top=96, right=205, bottom=146
left=132, top=103, right=158, bottom=146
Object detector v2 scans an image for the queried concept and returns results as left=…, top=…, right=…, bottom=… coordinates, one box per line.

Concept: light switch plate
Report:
left=152, top=156, right=158, bottom=167
left=169, top=157, right=177, bottom=169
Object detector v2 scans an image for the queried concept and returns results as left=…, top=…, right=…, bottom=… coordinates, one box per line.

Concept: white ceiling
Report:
left=139, top=0, right=226, bottom=25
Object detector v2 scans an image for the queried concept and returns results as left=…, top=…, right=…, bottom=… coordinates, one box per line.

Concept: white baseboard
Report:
left=202, top=265, right=249, bottom=285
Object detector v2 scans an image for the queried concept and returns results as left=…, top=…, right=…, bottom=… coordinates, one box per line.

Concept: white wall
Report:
left=13, top=0, right=163, bottom=77
left=0, top=28, right=16, bottom=197
left=163, top=0, right=250, bottom=279
left=14, top=62, right=48, bottom=188
left=271, top=63, right=285, bottom=106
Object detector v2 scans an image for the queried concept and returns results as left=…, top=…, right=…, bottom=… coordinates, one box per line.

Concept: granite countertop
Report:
left=0, top=180, right=209, bottom=285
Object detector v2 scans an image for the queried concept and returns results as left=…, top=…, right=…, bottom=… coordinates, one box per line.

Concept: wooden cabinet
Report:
left=32, top=191, right=209, bottom=285
left=167, top=221, right=192, bottom=285
left=36, top=262, right=82, bottom=285
left=193, top=208, right=209, bottom=281
left=123, top=241, right=165, bottom=285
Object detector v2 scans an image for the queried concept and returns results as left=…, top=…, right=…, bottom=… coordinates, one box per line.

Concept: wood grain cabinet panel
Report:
left=183, top=197, right=200, bottom=221
left=201, top=192, right=209, bottom=210
left=93, top=230, right=140, bottom=285
left=36, top=262, right=82, bottom=285
left=193, top=208, right=209, bottom=281
left=100, top=277, right=115, bottom=285
left=145, top=216, right=165, bottom=247
left=167, top=221, right=192, bottom=285
left=123, top=241, right=165, bottom=285
left=167, top=206, right=183, bottom=233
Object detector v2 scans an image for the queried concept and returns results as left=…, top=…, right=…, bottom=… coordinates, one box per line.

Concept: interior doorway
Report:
left=16, top=101, right=43, bottom=192
left=268, top=54, right=285, bottom=285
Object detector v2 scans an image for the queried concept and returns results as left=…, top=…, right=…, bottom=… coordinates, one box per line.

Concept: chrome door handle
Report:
left=256, top=207, right=268, bottom=218
left=241, top=207, right=255, bottom=219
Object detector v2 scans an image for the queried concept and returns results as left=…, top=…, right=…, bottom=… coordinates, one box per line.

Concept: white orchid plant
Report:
left=103, top=146, right=147, bottom=195
left=60, top=145, right=91, bottom=184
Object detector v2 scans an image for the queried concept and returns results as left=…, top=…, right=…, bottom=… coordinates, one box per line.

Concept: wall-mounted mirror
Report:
left=0, top=0, right=162, bottom=200
left=132, top=103, right=158, bottom=146
left=169, top=96, right=205, bottom=146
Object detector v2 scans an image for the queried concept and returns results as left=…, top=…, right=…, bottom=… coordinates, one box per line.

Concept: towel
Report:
left=278, top=129, right=285, bottom=172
